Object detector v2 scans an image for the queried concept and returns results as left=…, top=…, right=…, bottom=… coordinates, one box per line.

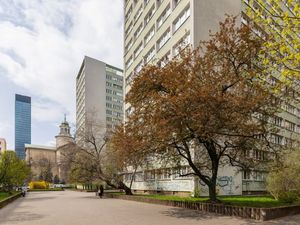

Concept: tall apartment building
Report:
left=124, top=0, right=240, bottom=117
left=123, top=0, right=300, bottom=196
left=15, top=94, right=31, bottom=159
left=76, top=56, right=123, bottom=133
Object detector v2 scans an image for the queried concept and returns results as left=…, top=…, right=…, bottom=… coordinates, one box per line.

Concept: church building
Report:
left=25, top=116, right=74, bottom=183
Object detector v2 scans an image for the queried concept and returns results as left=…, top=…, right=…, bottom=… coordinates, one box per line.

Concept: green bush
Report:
left=278, top=191, right=299, bottom=203
left=193, top=187, right=201, bottom=198
left=267, top=149, right=300, bottom=202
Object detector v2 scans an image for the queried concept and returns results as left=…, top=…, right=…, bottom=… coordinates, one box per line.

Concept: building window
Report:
left=125, top=22, right=133, bottom=38
left=144, top=46, right=155, bottom=64
left=144, top=0, right=150, bottom=8
left=271, top=134, right=283, bottom=145
left=125, top=4, right=133, bottom=21
left=157, top=168, right=171, bottom=180
left=157, top=28, right=171, bottom=50
left=134, top=5, right=143, bottom=22
left=144, top=4, right=155, bottom=26
left=243, top=170, right=251, bottom=180
left=134, top=42, right=143, bottom=59
left=286, top=104, right=295, bottom=114
left=173, top=5, right=190, bottom=32
left=125, top=56, right=133, bottom=69
left=145, top=170, right=155, bottom=180
left=106, top=103, right=112, bottom=108
left=125, top=38, right=133, bottom=53
left=273, top=116, right=282, bottom=127
left=134, top=60, right=144, bottom=74
left=173, top=0, right=181, bottom=9
left=174, top=166, right=192, bottom=179
left=144, top=25, right=155, bottom=46
left=106, top=89, right=112, bottom=94
left=157, top=4, right=171, bottom=30
left=157, top=51, right=171, bottom=67
left=173, top=32, right=191, bottom=56
left=134, top=23, right=144, bottom=40
left=113, top=84, right=122, bottom=90
left=126, top=73, right=133, bottom=86
left=106, top=82, right=112, bottom=87
left=285, top=120, right=296, bottom=132
left=134, top=172, right=144, bottom=182
left=156, top=0, right=164, bottom=9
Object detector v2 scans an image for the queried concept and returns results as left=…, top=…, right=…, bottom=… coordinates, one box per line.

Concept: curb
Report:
left=0, top=192, right=22, bottom=210
left=106, top=194, right=300, bottom=221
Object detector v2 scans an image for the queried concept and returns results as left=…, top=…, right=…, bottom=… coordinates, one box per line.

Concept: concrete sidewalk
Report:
left=0, top=191, right=299, bottom=225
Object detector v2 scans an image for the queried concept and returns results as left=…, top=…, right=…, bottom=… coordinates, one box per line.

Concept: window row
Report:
left=106, top=96, right=123, bottom=104
left=106, top=110, right=123, bottom=117
left=106, top=74, right=123, bottom=82
left=106, top=103, right=123, bottom=111
left=106, top=89, right=123, bottom=97
left=125, top=2, right=190, bottom=54
left=123, top=166, right=193, bottom=182
left=126, top=30, right=190, bottom=71
left=242, top=170, right=267, bottom=181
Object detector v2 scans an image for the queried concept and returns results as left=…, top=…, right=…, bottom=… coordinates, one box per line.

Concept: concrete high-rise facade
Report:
left=123, top=0, right=300, bottom=196
left=15, top=94, right=31, bottom=159
left=124, top=0, right=240, bottom=117
left=76, top=56, right=123, bottom=133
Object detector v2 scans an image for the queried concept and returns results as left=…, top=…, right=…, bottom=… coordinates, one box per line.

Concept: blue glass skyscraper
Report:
left=15, top=94, right=31, bottom=159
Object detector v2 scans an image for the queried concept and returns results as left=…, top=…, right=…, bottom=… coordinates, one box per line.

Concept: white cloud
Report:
left=0, top=121, right=13, bottom=150
left=0, top=0, right=124, bottom=126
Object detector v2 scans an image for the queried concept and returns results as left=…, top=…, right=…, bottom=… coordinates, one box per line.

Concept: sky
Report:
left=0, top=0, right=124, bottom=149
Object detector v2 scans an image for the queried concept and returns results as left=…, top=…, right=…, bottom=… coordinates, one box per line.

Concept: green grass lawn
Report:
left=0, top=192, right=18, bottom=201
left=119, top=194, right=300, bottom=208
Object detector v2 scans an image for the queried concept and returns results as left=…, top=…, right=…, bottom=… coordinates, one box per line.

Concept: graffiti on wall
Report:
left=199, top=176, right=240, bottom=195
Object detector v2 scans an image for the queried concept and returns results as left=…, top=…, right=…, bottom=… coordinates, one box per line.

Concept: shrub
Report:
left=29, top=181, right=50, bottom=189
left=193, top=187, right=201, bottom=198
left=278, top=191, right=299, bottom=203
left=266, top=149, right=300, bottom=203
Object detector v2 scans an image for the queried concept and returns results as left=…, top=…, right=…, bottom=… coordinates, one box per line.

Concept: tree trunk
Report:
left=208, top=183, right=218, bottom=202
left=117, top=181, right=133, bottom=195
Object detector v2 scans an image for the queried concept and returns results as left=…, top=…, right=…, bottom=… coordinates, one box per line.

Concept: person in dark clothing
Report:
left=98, top=185, right=104, bottom=198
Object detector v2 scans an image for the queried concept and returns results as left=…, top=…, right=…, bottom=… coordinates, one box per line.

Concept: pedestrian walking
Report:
left=99, top=185, right=104, bottom=198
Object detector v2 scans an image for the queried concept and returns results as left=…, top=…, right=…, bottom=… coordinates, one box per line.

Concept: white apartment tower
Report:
left=124, top=0, right=241, bottom=117
left=123, top=0, right=300, bottom=196
left=76, top=56, right=123, bottom=133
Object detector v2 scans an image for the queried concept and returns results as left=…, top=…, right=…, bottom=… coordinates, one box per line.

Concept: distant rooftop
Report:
left=25, top=144, right=56, bottom=151
left=15, top=94, right=31, bottom=103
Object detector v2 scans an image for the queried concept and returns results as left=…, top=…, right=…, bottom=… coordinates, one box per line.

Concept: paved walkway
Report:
left=0, top=191, right=299, bottom=225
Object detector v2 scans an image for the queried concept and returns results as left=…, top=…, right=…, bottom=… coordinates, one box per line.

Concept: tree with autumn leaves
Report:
left=61, top=117, right=133, bottom=195
left=112, top=17, right=282, bottom=202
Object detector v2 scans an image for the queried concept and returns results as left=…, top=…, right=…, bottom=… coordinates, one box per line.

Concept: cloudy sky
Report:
left=0, top=0, right=123, bottom=149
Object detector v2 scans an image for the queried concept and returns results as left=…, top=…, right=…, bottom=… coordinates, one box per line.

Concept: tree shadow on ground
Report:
left=0, top=211, right=45, bottom=224
left=160, top=207, right=300, bottom=225
left=25, top=196, right=56, bottom=202
left=0, top=200, right=45, bottom=224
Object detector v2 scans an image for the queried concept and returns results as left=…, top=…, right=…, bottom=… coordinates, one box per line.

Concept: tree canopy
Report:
left=0, top=151, right=30, bottom=192
left=123, top=16, right=280, bottom=202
